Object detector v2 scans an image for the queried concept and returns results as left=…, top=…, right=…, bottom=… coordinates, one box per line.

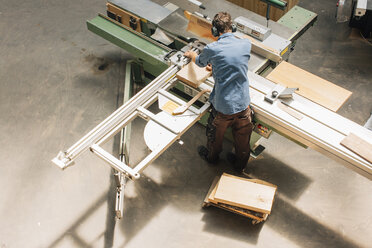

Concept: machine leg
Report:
left=115, top=171, right=127, bottom=219
left=114, top=60, right=134, bottom=219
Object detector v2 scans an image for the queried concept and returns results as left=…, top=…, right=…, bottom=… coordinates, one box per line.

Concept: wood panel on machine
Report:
left=176, top=62, right=212, bottom=88
left=266, top=61, right=352, bottom=112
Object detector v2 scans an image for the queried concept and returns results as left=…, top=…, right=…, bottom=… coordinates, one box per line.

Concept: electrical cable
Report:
left=359, top=31, right=372, bottom=46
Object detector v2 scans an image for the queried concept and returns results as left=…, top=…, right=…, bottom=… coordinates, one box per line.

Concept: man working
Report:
left=184, top=12, right=253, bottom=173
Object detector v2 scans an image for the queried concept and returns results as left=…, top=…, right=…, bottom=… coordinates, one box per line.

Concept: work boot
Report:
left=197, top=146, right=218, bottom=164
left=227, top=152, right=245, bottom=173
left=226, top=152, right=237, bottom=165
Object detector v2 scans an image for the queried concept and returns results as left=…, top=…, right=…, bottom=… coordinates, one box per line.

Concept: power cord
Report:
left=359, top=31, right=372, bottom=47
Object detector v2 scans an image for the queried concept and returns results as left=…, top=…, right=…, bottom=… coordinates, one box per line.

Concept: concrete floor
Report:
left=0, top=0, right=371, bottom=247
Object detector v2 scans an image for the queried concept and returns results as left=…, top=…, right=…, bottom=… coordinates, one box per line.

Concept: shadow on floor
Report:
left=246, top=154, right=313, bottom=201
left=201, top=207, right=264, bottom=244
left=47, top=192, right=109, bottom=248
left=267, top=195, right=360, bottom=248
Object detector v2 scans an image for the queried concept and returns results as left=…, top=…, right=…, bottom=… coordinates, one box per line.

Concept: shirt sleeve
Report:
left=195, top=45, right=213, bottom=67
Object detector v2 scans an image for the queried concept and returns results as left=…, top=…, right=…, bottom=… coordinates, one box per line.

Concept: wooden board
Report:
left=213, top=173, right=277, bottom=214
left=340, top=133, right=372, bottom=164
left=186, top=14, right=218, bottom=42
left=205, top=177, right=265, bottom=220
left=266, top=61, right=352, bottom=112
left=176, top=62, right=212, bottom=88
left=227, top=0, right=299, bottom=21
left=106, top=3, right=141, bottom=32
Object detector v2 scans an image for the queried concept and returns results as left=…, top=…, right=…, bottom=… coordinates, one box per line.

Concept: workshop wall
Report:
left=227, top=0, right=299, bottom=21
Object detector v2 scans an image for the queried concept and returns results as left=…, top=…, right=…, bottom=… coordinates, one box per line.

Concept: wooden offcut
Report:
left=186, top=14, right=218, bottom=42
left=161, top=100, right=180, bottom=115
left=340, top=133, right=372, bottom=164
left=176, top=62, right=212, bottom=88
left=266, top=61, right=352, bottom=112
left=227, top=0, right=299, bottom=21
left=106, top=2, right=141, bottom=32
left=172, top=89, right=210, bottom=115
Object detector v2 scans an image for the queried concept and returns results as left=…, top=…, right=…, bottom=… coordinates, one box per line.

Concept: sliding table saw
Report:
left=52, top=0, right=372, bottom=219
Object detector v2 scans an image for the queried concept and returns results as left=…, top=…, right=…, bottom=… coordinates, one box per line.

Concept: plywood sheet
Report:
left=340, top=133, right=372, bottom=163
left=266, top=61, right=352, bottom=112
left=176, top=62, right=211, bottom=88
left=186, top=14, right=217, bottom=42
left=213, top=173, right=276, bottom=214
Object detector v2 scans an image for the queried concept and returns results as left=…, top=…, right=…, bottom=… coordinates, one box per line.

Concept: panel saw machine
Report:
left=52, top=0, right=372, bottom=219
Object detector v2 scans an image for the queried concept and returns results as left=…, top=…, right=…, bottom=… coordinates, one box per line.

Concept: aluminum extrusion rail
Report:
left=52, top=65, right=179, bottom=170
left=52, top=59, right=211, bottom=180
left=248, top=71, right=372, bottom=180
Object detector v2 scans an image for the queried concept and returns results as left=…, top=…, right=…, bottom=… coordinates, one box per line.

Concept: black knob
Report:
left=271, top=90, right=278, bottom=98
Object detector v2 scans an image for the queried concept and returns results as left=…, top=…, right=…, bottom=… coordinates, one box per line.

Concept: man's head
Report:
left=211, top=12, right=233, bottom=37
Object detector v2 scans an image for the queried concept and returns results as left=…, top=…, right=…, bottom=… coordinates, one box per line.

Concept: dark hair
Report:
left=212, top=12, right=232, bottom=34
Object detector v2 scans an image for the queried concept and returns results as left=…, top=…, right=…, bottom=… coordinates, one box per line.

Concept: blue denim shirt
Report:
left=195, top=33, right=251, bottom=115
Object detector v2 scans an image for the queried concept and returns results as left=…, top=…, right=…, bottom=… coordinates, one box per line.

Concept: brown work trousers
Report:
left=206, top=106, right=254, bottom=170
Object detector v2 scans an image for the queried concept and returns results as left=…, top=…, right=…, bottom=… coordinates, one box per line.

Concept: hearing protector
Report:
left=211, top=21, right=237, bottom=37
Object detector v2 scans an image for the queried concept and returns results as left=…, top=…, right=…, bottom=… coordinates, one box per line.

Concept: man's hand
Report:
left=206, top=64, right=212, bottom=71
left=184, top=50, right=198, bottom=63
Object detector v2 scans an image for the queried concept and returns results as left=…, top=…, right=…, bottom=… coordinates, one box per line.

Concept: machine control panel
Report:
left=234, top=16, right=271, bottom=41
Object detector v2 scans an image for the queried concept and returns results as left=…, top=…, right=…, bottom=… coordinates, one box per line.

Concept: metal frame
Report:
left=87, top=14, right=170, bottom=76
left=52, top=63, right=211, bottom=180
left=248, top=71, right=372, bottom=180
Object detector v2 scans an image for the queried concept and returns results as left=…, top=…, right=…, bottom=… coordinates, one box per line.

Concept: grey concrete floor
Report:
left=0, top=0, right=371, bottom=248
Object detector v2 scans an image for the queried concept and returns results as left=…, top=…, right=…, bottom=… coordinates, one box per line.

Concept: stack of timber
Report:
left=203, top=173, right=277, bottom=224
left=227, top=0, right=299, bottom=21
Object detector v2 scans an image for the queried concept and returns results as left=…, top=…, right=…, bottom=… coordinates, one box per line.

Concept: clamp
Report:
left=264, top=84, right=298, bottom=104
